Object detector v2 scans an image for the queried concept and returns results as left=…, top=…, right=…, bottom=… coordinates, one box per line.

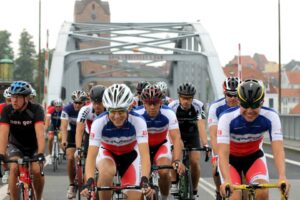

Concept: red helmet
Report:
left=140, top=84, right=163, bottom=103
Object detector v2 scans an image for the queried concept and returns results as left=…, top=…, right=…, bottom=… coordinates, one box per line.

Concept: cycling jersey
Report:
left=134, top=105, right=179, bottom=146
left=89, top=110, right=148, bottom=155
left=208, top=97, right=232, bottom=127
left=0, top=103, right=7, bottom=115
left=217, top=106, right=283, bottom=156
left=0, top=102, right=44, bottom=154
left=168, top=99, right=206, bottom=135
left=61, top=103, right=80, bottom=133
left=77, top=103, right=99, bottom=134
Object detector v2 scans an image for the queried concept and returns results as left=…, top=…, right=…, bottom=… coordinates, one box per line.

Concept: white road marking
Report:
left=265, top=153, right=300, bottom=167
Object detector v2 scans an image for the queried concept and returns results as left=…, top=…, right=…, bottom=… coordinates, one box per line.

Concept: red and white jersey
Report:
left=89, top=110, right=148, bottom=155
left=46, top=105, right=55, bottom=117
left=134, top=105, right=179, bottom=146
left=77, top=103, right=99, bottom=134
left=217, top=106, right=283, bottom=156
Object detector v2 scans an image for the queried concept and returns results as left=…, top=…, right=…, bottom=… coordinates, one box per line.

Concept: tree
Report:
left=14, top=29, right=37, bottom=82
left=0, top=30, right=14, bottom=59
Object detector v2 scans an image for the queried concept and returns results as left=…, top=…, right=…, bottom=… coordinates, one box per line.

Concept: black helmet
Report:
left=238, top=79, right=265, bottom=109
left=177, top=82, right=196, bottom=96
left=136, top=81, right=150, bottom=95
left=90, top=85, right=106, bottom=103
left=223, top=77, right=241, bottom=95
left=9, top=81, right=32, bottom=96
left=140, top=84, right=163, bottom=102
left=71, top=90, right=87, bottom=102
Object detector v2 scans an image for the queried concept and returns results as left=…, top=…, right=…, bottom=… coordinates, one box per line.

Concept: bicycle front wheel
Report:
left=178, top=169, right=193, bottom=200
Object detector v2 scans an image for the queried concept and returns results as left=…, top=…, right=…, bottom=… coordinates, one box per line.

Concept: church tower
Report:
left=74, top=0, right=111, bottom=88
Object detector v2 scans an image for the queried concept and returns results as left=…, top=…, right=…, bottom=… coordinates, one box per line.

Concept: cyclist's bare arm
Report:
left=0, top=124, right=9, bottom=154
left=218, top=143, right=232, bottom=196
left=35, top=122, right=46, bottom=154
left=44, top=114, right=51, bottom=131
left=197, top=119, right=208, bottom=146
left=138, top=142, right=151, bottom=178
left=60, top=119, right=68, bottom=145
left=75, top=121, right=85, bottom=149
left=271, top=140, right=290, bottom=195
left=84, top=145, right=99, bottom=180
left=209, top=125, right=218, bottom=155
left=169, top=128, right=183, bottom=161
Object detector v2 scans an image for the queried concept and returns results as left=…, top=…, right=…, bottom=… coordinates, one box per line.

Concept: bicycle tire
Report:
left=178, top=169, right=194, bottom=200
left=52, top=143, right=57, bottom=172
left=152, top=185, right=160, bottom=200
left=17, top=184, right=26, bottom=200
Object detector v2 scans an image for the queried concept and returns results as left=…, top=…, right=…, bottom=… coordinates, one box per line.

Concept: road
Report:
left=0, top=144, right=299, bottom=199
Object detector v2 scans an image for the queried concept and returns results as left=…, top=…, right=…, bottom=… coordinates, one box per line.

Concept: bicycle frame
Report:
left=225, top=182, right=287, bottom=200
left=0, top=157, right=44, bottom=200
left=90, top=185, right=141, bottom=200
left=75, top=158, right=84, bottom=200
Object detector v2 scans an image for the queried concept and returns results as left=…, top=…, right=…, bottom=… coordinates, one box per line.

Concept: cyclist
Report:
left=0, top=88, right=12, bottom=185
left=131, top=81, right=149, bottom=108
left=208, top=76, right=240, bottom=200
left=60, top=90, right=87, bottom=199
left=0, top=81, right=45, bottom=200
left=156, top=81, right=173, bottom=105
left=168, top=82, right=209, bottom=198
left=81, top=84, right=152, bottom=200
left=75, top=85, right=106, bottom=159
left=45, top=98, right=63, bottom=164
left=29, top=87, right=37, bottom=102
left=134, top=84, right=185, bottom=200
left=218, top=79, right=290, bottom=199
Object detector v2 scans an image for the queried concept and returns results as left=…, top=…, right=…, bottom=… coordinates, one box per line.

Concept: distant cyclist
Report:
left=208, top=76, right=240, bottom=200
left=81, top=84, right=152, bottom=200
left=0, top=81, right=45, bottom=200
left=135, top=84, right=185, bottom=200
left=60, top=90, right=87, bottom=199
left=168, top=82, right=209, bottom=198
left=75, top=85, right=106, bottom=159
left=156, top=81, right=173, bottom=105
left=218, top=79, right=290, bottom=199
left=131, top=81, right=149, bottom=108
left=45, top=98, right=63, bottom=164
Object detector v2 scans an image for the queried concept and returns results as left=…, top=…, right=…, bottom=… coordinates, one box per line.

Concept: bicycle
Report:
left=176, top=146, right=211, bottom=200
left=224, top=182, right=287, bottom=200
left=0, top=156, right=44, bottom=200
left=150, top=165, right=174, bottom=200
left=74, top=153, right=85, bottom=200
left=52, top=129, right=63, bottom=171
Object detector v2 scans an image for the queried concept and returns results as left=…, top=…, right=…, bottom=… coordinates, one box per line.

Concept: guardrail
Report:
left=280, top=115, right=300, bottom=140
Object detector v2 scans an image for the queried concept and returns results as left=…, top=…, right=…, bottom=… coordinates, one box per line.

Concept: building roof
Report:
left=290, top=103, right=300, bottom=114
left=223, top=65, right=265, bottom=81
left=284, top=60, right=300, bottom=71
left=227, top=55, right=257, bottom=70
left=75, top=0, right=110, bottom=15
left=281, top=88, right=300, bottom=97
left=253, top=53, right=268, bottom=70
left=286, top=71, right=300, bottom=84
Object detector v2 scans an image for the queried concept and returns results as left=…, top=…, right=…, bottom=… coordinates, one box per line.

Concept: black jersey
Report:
left=0, top=102, right=44, bottom=153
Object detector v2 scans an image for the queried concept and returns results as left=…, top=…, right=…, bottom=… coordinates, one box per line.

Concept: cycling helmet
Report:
left=9, top=81, right=32, bottom=96
left=102, top=84, right=133, bottom=110
left=30, top=88, right=37, bottom=97
left=140, top=84, right=163, bottom=102
left=177, top=82, right=196, bottom=96
left=223, top=77, right=241, bottom=95
left=136, top=81, right=150, bottom=95
left=90, top=85, right=106, bottom=103
left=3, top=88, right=11, bottom=98
left=53, top=98, right=63, bottom=107
left=71, top=90, right=87, bottom=102
left=156, top=81, right=168, bottom=94
left=238, top=79, right=265, bottom=109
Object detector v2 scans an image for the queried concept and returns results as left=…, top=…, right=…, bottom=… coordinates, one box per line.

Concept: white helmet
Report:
left=53, top=98, right=63, bottom=107
left=102, top=84, right=133, bottom=110
left=30, top=88, right=37, bottom=97
left=3, top=88, right=11, bottom=98
left=156, top=81, right=168, bottom=94
left=71, top=90, right=87, bottom=102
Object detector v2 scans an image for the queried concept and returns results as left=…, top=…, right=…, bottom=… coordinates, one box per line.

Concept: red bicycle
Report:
left=0, top=156, right=44, bottom=200
left=74, top=152, right=85, bottom=200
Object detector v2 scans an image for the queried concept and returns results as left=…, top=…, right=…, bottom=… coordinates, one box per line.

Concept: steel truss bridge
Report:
left=48, top=22, right=225, bottom=103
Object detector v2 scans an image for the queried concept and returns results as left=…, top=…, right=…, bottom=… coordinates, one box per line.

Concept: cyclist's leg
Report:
left=6, top=144, right=22, bottom=200
left=96, top=148, right=116, bottom=199
left=48, top=125, right=55, bottom=155
left=66, top=131, right=76, bottom=198
left=212, top=156, right=222, bottom=199
left=154, top=140, right=172, bottom=198
left=245, top=155, right=269, bottom=200
left=31, top=161, right=45, bottom=200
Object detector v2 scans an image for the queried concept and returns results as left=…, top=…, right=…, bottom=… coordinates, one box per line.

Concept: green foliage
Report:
left=0, top=30, right=14, bottom=60
left=14, top=29, right=37, bottom=82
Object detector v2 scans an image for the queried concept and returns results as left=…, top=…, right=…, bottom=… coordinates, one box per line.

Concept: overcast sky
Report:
left=0, top=0, right=299, bottom=66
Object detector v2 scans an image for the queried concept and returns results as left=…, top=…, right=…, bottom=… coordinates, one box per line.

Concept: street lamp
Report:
left=278, top=0, right=282, bottom=114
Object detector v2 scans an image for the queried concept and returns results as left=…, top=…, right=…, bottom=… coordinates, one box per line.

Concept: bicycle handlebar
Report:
left=151, top=165, right=174, bottom=171
left=95, top=185, right=141, bottom=191
left=183, top=146, right=211, bottom=162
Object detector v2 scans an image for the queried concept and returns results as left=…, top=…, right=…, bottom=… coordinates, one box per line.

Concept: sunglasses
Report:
left=74, top=101, right=83, bottom=105
left=225, top=93, right=237, bottom=98
left=240, top=101, right=262, bottom=109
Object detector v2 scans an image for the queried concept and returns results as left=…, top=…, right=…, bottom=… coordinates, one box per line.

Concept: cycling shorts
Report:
left=7, top=144, right=36, bottom=158
left=66, top=131, right=76, bottom=149
left=149, top=139, right=172, bottom=164
left=220, top=150, right=269, bottom=184
left=181, top=133, right=201, bottom=148
left=96, top=146, right=141, bottom=187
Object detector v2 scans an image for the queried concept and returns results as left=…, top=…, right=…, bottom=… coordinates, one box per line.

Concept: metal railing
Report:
left=280, top=114, right=300, bottom=140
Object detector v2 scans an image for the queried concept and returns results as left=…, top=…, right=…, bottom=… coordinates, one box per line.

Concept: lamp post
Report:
left=38, top=0, right=42, bottom=102
left=278, top=0, right=282, bottom=114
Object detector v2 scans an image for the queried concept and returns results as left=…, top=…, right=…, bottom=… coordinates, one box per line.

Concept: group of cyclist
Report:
left=0, top=77, right=291, bottom=200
